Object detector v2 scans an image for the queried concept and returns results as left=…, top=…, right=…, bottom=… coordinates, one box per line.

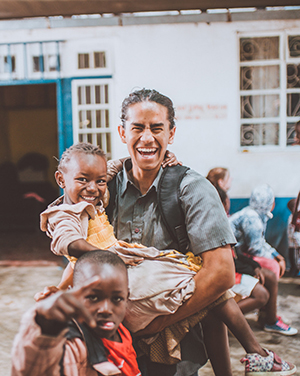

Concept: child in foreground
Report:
left=37, top=142, right=296, bottom=376
left=11, top=250, right=141, bottom=376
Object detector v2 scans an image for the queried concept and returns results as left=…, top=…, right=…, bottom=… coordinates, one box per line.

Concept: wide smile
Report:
left=80, top=196, right=99, bottom=203
left=136, top=147, right=158, bottom=158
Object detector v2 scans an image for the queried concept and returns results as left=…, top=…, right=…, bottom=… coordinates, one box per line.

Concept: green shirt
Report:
left=110, top=159, right=236, bottom=255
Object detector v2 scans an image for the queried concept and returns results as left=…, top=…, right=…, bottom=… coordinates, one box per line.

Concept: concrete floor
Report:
left=0, top=266, right=299, bottom=376
left=0, top=230, right=299, bottom=375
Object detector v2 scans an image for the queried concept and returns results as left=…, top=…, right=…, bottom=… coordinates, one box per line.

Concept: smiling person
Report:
left=108, top=89, right=237, bottom=376
left=11, top=250, right=141, bottom=376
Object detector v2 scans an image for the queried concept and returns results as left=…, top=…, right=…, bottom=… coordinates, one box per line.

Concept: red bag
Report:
left=292, top=191, right=300, bottom=232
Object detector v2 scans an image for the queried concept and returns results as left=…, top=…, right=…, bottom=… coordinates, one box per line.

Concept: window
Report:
left=78, top=51, right=106, bottom=69
left=3, top=56, right=16, bottom=73
left=239, top=33, right=300, bottom=148
left=32, top=54, right=60, bottom=73
left=72, top=79, right=113, bottom=158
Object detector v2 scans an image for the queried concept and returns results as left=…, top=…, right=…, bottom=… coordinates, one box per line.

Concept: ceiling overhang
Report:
left=0, top=0, right=299, bottom=20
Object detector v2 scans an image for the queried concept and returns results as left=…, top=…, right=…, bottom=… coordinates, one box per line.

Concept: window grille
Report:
left=239, top=33, right=300, bottom=148
left=72, top=79, right=112, bottom=159
left=77, top=51, right=106, bottom=69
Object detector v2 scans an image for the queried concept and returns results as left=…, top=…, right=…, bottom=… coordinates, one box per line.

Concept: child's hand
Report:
left=254, top=268, right=265, bottom=285
left=35, top=276, right=101, bottom=335
left=162, top=151, right=182, bottom=168
left=34, top=286, right=60, bottom=302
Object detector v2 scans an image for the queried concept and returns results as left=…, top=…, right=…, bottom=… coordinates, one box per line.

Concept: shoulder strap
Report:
left=106, top=177, right=117, bottom=223
left=157, top=165, right=190, bottom=254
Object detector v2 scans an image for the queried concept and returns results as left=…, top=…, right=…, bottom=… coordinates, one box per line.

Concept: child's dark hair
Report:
left=288, top=198, right=296, bottom=213
left=58, top=142, right=106, bottom=172
left=73, top=250, right=127, bottom=285
left=121, top=88, right=175, bottom=130
left=215, top=186, right=228, bottom=208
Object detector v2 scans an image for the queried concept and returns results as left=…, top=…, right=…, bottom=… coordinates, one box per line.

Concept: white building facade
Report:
left=1, top=10, right=299, bottom=254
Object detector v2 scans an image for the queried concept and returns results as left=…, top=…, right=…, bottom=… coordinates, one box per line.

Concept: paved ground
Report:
left=0, top=231, right=299, bottom=375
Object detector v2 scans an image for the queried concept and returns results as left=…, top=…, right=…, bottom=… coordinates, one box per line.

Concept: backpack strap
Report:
left=157, top=165, right=190, bottom=254
left=106, top=165, right=190, bottom=254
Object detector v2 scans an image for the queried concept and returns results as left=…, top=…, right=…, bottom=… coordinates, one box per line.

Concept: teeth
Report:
left=138, top=148, right=156, bottom=153
left=82, top=196, right=97, bottom=201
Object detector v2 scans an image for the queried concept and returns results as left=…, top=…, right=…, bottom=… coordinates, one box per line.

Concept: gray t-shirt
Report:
left=110, top=159, right=236, bottom=254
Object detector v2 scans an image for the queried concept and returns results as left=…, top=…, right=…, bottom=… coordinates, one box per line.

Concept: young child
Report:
left=38, top=142, right=296, bottom=376
left=11, top=250, right=141, bottom=376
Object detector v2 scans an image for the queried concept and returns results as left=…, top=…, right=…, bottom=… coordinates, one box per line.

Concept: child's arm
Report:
left=107, top=151, right=182, bottom=182
left=68, top=238, right=98, bottom=258
left=12, top=278, right=100, bottom=376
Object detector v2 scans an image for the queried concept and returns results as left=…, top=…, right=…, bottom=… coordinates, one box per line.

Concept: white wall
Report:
left=1, top=18, right=300, bottom=198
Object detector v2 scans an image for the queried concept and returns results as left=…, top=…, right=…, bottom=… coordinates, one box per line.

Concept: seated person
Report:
left=217, top=187, right=297, bottom=336
left=229, top=184, right=286, bottom=280
left=11, top=250, right=141, bottom=376
left=37, top=142, right=296, bottom=376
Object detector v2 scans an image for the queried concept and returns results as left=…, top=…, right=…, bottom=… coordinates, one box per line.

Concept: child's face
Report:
left=56, top=153, right=107, bottom=206
left=79, top=263, right=129, bottom=341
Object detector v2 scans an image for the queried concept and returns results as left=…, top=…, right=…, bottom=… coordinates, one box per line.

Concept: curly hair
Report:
left=57, top=142, right=106, bottom=172
left=120, top=88, right=175, bottom=129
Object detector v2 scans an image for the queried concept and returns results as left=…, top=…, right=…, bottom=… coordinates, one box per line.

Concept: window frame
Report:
left=71, top=78, right=114, bottom=159
left=238, top=30, right=300, bottom=151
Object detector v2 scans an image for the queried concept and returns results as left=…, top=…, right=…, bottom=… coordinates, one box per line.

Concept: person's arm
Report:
left=12, top=278, right=102, bottom=376
left=134, top=245, right=235, bottom=336
left=107, top=152, right=181, bottom=182
left=68, top=238, right=98, bottom=258
left=243, top=216, right=286, bottom=277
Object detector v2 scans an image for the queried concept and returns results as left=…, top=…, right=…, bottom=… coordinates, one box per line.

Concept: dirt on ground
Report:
left=0, top=231, right=299, bottom=376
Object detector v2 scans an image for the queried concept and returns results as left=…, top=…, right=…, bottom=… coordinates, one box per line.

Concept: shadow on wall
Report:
left=230, top=197, right=292, bottom=262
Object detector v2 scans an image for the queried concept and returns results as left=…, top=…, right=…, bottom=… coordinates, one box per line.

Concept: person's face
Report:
left=55, top=153, right=107, bottom=206
left=118, top=101, right=176, bottom=175
left=80, top=263, right=129, bottom=341
left=218, top=171, right=232, bottom=192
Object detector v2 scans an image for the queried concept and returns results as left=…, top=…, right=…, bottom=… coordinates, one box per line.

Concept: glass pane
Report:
left=106, top=133, right=111, bottom=154
left=48, top=54, right=58, bottom=71
left=240, top=66, right=279, bottom=90
left=86, top=110, right=92, bottom=127
left=78, top=111, right=91, bottom=129
left=240, top=37, right=279, bottom=62
left=241, top=123, right=279, bottom=146
left=78, top=53, right=89, bottom=69
left=85, top=86, right=91, bottom=105
left=78, top=87, right=82, bottom=105
left=287, top=93, right=300, bottom=117
left=95, top=85, right=101, bottom=104
left=4, top=56, right=16, bottom=73
left=33, top=56, right=43, bottom=72
left=105, top=84, right=109, bottom=104
left=96, top=110, right=102, bottom=128
left=105, top=109, right=109, bottom=128
left=94, top=51, right=106, bottom=68
left=241, top=95, right=280, bottom=118
left=286, top=122, right=300, bottom=146
left=287, top=64, right=300, bottom=88
left=288, top=35, right=300, bottom=58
